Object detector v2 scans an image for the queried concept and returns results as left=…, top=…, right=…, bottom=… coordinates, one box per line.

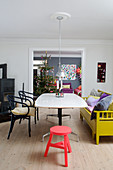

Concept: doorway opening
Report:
left=29, top=49, right=85, bottom=96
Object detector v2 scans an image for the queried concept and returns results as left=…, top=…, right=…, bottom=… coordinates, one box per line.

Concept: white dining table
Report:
left=35, top=93, right=87, bottom=125
left=35, top=93, right=88, bottom=141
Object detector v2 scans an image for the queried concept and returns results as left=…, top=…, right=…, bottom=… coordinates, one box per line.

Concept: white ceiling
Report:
left=0, top=0, right=113, bottom=40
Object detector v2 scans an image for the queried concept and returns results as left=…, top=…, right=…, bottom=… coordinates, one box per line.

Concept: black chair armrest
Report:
left=7, top=95, right=30, bottom=115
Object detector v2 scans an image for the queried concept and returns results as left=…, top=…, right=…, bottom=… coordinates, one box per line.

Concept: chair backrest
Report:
left=18, top=91, right=26, bottom=102
left=7, top=95, right=15, bottom=110
left=18, top=90, right=34, bottom=98
left=18, top=90, right=35, bottom=106
left=7, top=94, right=29, bottom=110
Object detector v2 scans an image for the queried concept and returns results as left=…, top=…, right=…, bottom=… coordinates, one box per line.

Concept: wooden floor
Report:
left=1, top=108, right=113, bottom=170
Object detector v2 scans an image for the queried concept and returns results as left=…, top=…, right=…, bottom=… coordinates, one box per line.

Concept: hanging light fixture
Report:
left=56, top=15, right=64, bottom=79
left=51, top=12, right=71, bottom=95
left=51, top=12, right=71, bottom=80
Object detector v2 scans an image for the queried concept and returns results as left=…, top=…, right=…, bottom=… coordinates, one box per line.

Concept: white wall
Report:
left=0, top=39, right=113, bottom=96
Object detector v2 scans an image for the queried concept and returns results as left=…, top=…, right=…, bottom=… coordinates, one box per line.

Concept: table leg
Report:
left=42, top=132, right=50, bottom=142
left=42, top=108, right=62, bottom=142
left=71, top=132, right=79, bottom=142
left=58, top=108, right=62, bottom=125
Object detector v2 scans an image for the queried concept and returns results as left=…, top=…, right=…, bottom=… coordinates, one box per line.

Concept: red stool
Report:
left=44, top=126, right=72, bottom=167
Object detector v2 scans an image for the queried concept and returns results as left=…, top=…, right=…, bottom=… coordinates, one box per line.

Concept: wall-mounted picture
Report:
left=97, top=62, right=106, bottom=83
left=61, top=64, right=76, bottom=80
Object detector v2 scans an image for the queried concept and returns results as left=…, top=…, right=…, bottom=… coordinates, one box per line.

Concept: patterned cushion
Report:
left=11, top=107, right=35, bottom=116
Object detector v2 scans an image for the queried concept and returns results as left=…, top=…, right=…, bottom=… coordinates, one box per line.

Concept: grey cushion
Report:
left=90, top=89, right=102, bottom=97
left=91, top=95, right=112, bottom=120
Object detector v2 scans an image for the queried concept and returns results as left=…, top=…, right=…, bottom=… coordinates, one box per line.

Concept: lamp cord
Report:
left=59, top=19, right=61, bottom=69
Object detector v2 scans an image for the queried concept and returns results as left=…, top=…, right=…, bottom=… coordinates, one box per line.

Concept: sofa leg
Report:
left=96, top=135, right=99, bottom=145
left=80, top=113, right=83, bottom=121
left=92, top=132, right=95, bottom=139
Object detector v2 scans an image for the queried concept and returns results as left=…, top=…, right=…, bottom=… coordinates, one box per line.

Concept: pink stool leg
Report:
left=67, top=136, right=72, bottom=153
left=64, top=135, right=68, bottom=167
left=44, top=134, right=53, bottom=157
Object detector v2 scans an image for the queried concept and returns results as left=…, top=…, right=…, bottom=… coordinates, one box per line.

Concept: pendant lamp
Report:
left=56, top=15, right=65, bottom=79
left=51, top=12, right=71, bottom=80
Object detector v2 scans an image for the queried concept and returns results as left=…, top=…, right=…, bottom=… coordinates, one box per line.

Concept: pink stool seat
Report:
left=50, top=126, right=72, bottom=136
left=44, top=126, right=72, bottom=167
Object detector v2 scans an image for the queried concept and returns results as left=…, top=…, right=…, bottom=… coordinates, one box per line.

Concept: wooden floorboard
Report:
left=0, top=108, right=113, bottom=170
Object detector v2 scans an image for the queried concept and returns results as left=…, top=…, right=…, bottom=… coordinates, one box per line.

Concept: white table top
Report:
left=35, top=93, right=88, bottom=109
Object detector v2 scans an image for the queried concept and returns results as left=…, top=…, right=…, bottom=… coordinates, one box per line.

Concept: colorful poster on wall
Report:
left=61, top=64, right=76, bottom=80
left=97, top=62, right=106, bottom=83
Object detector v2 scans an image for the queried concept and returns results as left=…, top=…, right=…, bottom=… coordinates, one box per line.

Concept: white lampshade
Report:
left=56, top=67, right=65, bottom=79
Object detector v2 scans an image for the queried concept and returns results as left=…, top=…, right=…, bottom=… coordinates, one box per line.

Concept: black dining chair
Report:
left=18, top=90, right=39, bottom=124
left=7, top=95, right=35, bottom=139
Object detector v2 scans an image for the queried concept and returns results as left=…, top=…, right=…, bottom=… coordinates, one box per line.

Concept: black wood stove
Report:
left=0, top=64, right=15, bottom=123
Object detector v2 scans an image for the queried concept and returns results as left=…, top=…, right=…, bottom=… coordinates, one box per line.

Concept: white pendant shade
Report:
left=56, top=67, right=65, bottom=78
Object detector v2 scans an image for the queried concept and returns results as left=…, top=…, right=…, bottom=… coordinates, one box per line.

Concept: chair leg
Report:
left=19, top=118, right=22, bottom=124
left=37, top=108, right=39, bottom=120
left=34, top=108, right=36, bottom=124
left=28, top=116, right=31, bottom=137
left=7, top=114, right=15, bottom=139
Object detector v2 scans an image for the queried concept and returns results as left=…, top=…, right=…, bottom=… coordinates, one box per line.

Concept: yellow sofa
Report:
left=80, top=90, right=113, bottom=145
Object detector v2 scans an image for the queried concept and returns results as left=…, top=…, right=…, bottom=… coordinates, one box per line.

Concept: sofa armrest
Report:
left=94, top=110, right=113, bottom=120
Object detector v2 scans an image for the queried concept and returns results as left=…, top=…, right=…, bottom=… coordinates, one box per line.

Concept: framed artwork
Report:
left=97, top=62, right=106, bottom=83
left=61, top=64, right=76, bottom=80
